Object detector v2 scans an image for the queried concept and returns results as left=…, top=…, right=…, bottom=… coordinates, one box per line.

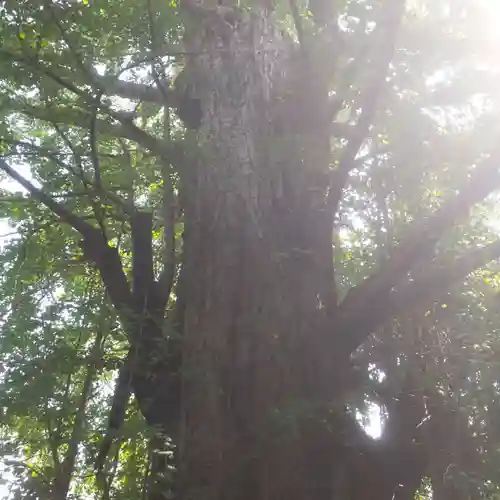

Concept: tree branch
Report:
left=0, top=46, right=174, bottom=106
left=11, top=138, right=138, bottom=219
left=157, top=101, right=177, bottom=302
left=0, top=158, right=96, bottom=238
left=386, top=239, right=500, bottom=320
left=326, top=0, right=406, bottom=215
left=4, top=98, right=170, bottom=159
left=79, top=235, right=135, bottom=325
left=333, top=150, right=500, bottom=355
left=0, top=158, right=134, bottom=322
left=98, top=74, right=173, bottom=105
left=158, top=166, right=176, bottom=301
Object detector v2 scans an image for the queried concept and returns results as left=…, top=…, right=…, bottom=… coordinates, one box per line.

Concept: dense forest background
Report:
left=2, top=0, right=500, bottom=499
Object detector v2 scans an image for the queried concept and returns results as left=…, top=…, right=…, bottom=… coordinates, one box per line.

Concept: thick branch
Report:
left=80, top=235, right=134, bottom=323
left=0, top=158, right=96, bottom=238
left=0, top=158, right=134, bottom=321
left=0, top=47, right=176, bottom=106
left=4, top=99, right=169, bottom=159
left=6, top=139, right=143, bottom=217
left=334, top=151, right=500, bottom=354
left=17, top=139, right=138, bottom=222
left=2, top=46, right=164, bottom=133
left=158, top=166, right=176, bottom=301
left=98, top=75, right=173, bottom=105
left=386, top=239, right=500, bottom=319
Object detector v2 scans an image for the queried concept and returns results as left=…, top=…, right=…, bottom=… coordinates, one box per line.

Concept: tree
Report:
left=2, top=0, right=500, bottom=498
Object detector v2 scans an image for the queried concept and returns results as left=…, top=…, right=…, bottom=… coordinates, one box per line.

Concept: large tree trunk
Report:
left=178, top=7, right=339, bottom=500
left=5, top=1, right=500, bottom=498
left=71, top=3, right=485, bottom=500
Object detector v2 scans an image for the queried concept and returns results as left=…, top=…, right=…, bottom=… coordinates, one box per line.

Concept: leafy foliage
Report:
left=1, top=0, right=500, bottom=499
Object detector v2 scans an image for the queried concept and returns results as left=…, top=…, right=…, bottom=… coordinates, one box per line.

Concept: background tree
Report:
left=2, top=0, right=500, bottom=499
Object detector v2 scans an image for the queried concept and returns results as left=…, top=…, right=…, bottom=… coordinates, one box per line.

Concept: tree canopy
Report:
left=2, top=0, right=500, bottom=499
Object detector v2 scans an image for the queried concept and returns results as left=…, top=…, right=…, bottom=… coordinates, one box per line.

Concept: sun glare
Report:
left=467, top=0, right=500, bottom=43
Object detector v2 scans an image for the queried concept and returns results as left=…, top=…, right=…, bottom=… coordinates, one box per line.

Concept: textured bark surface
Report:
left=178, top=8, right=338, bottom=500
left=148, top=5, right=494, bottom=500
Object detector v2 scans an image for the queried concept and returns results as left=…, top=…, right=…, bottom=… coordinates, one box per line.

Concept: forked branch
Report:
left=333, top=150, right=500, bottom=355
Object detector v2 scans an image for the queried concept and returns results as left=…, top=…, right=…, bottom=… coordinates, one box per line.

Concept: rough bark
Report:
left=170, top=5, right=497, bottom=500
left=177, top=7, right=337, bottom=500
